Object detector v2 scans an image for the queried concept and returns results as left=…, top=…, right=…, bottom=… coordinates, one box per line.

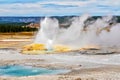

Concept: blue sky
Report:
left=0, top=0, right=120, bottom=16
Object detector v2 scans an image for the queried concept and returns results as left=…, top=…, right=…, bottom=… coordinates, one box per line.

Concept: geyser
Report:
left=22, top=14, right=120, bottom=54
left=34, top=17, right=59, bottom=50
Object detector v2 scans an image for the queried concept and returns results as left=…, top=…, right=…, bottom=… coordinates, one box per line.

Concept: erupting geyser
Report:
left=34, top=17, right=59, bottom=50
left=22, top=14, right=120, bottom=54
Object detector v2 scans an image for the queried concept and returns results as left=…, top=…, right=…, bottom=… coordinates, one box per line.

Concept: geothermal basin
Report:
left=0, top=46, right=120, bottom=79
left=1, top=14, right=120, bottom=79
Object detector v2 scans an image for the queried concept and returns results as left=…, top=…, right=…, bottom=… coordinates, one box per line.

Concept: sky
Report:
left=0, top=0, right=120, bottom=16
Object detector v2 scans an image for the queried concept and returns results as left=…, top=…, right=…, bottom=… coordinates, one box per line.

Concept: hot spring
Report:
left=0, top=65, right=69, bottom=77
left=22, top=14, right=120, bottom=54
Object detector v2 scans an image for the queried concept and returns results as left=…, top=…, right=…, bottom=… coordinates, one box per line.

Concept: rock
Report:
left=75, top=78, right=81, bottom=80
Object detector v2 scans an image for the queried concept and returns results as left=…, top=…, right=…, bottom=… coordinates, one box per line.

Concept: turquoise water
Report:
left=0, top=65, right=69, bottom=77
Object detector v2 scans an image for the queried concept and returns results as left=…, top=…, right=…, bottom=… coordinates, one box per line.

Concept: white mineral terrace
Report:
left=0, top=49, right=120, bottom=68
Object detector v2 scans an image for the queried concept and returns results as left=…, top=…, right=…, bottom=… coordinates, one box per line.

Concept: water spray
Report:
left=22, top=14, right=120, bottom=54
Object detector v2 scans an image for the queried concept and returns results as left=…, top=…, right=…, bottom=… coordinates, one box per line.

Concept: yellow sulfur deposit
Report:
left=22, top=43, right=46, bottom=51
left=21, top=43, right=72, bottom=54
left=21, top=43, right=100, bottom=55
left=53, top=45, right=71, bottom=52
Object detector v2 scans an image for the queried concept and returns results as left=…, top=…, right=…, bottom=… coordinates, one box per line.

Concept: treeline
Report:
left=0, top=22, right=38, bottom=33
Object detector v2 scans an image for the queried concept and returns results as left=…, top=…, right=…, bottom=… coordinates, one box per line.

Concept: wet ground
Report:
left=0, top=40, right=120, bottom=80
left=0, top=49, right=120, bottom=80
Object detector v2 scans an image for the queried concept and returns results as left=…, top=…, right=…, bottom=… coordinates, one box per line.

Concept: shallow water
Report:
left=0, top=65, right=69, bottom=77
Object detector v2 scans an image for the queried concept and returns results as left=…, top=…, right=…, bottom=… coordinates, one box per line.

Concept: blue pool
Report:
left=0, top=65, right=69, bottom=77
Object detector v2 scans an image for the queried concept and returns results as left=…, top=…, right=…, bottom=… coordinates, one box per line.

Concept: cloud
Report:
left=0, top=0, right=40, bottom=3
left=42, top=4, right=78, bottom=8
left=0, top=0, right=119, bottom=16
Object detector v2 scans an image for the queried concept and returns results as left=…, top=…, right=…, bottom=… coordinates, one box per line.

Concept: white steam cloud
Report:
left=34, top=14, right=120, bottom=49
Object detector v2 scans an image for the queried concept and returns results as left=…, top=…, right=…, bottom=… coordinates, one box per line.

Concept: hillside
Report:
left=0, top=16, right=120, bottom=24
